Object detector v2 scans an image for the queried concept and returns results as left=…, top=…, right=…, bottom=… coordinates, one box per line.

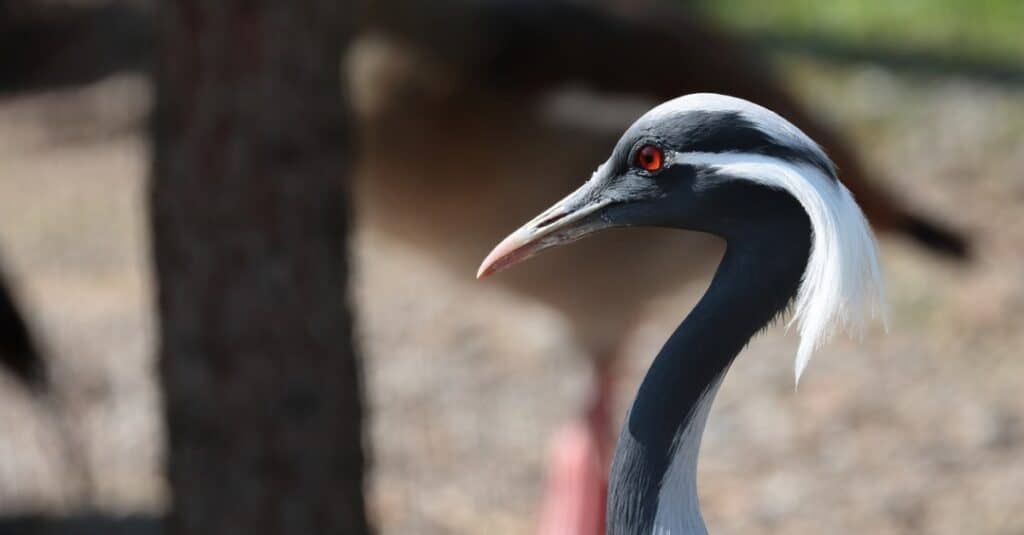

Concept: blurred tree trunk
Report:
left=151, top=2, right=370, bottom=534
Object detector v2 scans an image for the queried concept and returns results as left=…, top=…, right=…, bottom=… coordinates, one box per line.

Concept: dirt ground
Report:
left=0, top=58, right=1021, bottom=534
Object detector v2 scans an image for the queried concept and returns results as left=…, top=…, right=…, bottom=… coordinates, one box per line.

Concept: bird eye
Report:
left=635, top=145, right=664, bottom=172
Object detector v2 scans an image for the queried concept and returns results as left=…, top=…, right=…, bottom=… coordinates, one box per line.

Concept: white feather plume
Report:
left=674, top=151, right=888, bottom=385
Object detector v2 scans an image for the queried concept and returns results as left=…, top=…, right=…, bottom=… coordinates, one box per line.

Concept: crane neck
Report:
left=606, top=212, right=811, bottom=534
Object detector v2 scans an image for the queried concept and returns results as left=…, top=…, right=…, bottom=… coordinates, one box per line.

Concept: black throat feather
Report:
left=606, top=185, right=812, bottom=534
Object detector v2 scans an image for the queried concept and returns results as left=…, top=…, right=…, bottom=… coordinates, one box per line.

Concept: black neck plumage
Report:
left=606, top=191, right=812, bottom=534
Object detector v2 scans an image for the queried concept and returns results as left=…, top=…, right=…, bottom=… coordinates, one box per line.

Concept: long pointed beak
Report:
left=477, top=190, right=612, bottom=279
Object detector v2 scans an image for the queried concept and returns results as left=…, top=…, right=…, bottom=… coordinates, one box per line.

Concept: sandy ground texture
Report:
left=0, top=59, right=1022, bottom=534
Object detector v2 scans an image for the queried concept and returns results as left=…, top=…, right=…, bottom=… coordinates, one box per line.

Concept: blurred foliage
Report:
left=692, top=0, right=1024, bottom=64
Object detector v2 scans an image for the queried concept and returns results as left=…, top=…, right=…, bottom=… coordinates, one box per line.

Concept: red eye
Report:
left=635, top=145, right=664, bottom=172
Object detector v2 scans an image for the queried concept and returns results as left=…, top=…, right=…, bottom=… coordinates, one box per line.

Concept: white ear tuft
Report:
left=787, top=175, right=887, bottom=387
left=671, top=152, right=887, bottom=385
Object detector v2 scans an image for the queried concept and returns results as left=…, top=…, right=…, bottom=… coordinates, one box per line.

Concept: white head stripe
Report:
left=670, top=151, right=888, bottom=385
left=647, top=94, right=834, bottom=172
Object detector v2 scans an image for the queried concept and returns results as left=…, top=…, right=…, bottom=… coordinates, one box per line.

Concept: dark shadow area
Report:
left=752, top=31, right=1024, bottom=86
left=0, top=2, right=152, bottom=95
left=0, top=514, right=160, bottom=535
left=1, top=1, right=1018, bottom=96
left=0, top=260, right=44, bottom=389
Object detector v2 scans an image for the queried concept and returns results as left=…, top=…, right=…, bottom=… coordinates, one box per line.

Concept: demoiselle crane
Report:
left=352, top=4, right=965, bottom=530
left=479, top=94, right=886, bottom=534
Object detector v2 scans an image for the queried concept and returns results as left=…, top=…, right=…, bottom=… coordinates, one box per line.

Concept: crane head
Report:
left=479, top=93, right=886, bottom=384
left=478, top=93, right=839, bottom=278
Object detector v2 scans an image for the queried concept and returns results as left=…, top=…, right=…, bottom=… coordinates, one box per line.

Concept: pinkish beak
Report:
left=477, top=193, right=612, bottom=279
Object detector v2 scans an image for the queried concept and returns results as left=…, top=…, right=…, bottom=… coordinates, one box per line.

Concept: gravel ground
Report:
left=0, top=58, right=1022, bottom=534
